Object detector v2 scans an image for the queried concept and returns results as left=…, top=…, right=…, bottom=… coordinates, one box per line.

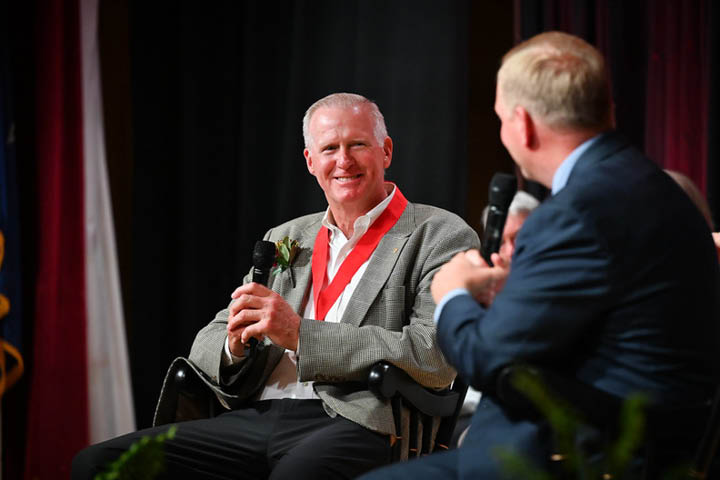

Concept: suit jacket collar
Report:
left=566, top=131, right=631, bottom=186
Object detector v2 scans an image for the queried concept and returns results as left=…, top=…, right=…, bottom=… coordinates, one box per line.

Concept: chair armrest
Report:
left=174, top=362, right=211, bottom=399
left=368, top=361, right=458, bottom=417
left=154, top=357, right=219, bottom=426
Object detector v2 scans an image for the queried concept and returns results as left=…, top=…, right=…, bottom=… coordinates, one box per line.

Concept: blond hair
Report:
left=302, top=93, right=387, bottom=148
left=497, top=31, right=613, bottom=131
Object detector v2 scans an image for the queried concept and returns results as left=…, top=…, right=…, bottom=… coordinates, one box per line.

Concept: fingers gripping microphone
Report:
left=247, top=240, right=276, bottom=349
left=481, top=173, right=517, bottom=266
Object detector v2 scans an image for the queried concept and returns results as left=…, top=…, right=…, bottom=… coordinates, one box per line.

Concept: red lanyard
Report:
left=311, top=187, right=407, bottom=321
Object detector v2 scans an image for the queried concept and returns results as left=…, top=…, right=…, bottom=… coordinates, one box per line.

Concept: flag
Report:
left=0, top=0, right=24, bottom=402
left=0, top=118, right=23, bottom=404
left=0, top=2, right=27, bottom=478
left=0, top=0, right=26, bottom=475
left=80, top=0, right=135, bottom=445
left=24, top=0, right=135, bottom=476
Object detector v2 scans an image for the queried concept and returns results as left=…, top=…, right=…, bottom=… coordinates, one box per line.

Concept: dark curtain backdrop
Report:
left=707, top=1, right=720, bottom=225
left=127, top=0, right=472, bottom=427
left=515, top=0, right=717, bottom=225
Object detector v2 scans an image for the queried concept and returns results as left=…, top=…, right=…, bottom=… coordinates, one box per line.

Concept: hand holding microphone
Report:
left=226, top=241, right=276, bottom=355
left=481, top=173, right=517, bottom=266
left=431, top=173, right=516, bottom=305
left=227, top=240, right=302, bottom=353
left=248, top=241, right=277, bottom=349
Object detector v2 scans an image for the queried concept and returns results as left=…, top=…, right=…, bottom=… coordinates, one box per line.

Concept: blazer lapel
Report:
left=340, top=202, right=416, bottom=327
left=271, top=220, right=319, bottom=314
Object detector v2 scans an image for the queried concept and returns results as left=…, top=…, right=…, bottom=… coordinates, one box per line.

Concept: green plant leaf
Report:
left=494, top=447, right=555, bottom=480
left=95, top=426, right=177, bottom=480
left=273, top=237, right=300, bottom=273
left=501, top=368, right=652, bottom=480
left=279, top=243, right=290, bottom=263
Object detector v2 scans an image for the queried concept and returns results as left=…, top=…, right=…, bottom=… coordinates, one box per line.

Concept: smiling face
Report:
left=304, top=105, right=392, bottom=218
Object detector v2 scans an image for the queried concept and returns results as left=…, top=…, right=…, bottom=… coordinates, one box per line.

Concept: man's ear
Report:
left=382, top=137, right=393, bottom=169
left=517, top=106, right=537, bottom=149
left=304, top=148, right=315, bottom=175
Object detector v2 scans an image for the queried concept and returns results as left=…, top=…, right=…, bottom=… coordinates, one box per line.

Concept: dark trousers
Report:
left=73, top=399, right=392, bottom=480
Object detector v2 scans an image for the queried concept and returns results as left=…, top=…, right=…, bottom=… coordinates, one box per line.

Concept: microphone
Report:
left=252, top=240, right=277, bottom=286
left=481, top=173, right=517, bottom=266
left=247, top=240, right=276, bottom=349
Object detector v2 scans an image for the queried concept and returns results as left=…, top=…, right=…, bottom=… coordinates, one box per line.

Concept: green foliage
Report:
left=493, top=447, right=555, bottom=480
left=94, top=426, right=177, bottom=480
left=606, top=394, right=648, bottom=474
left=495, top=368, right=649, bottom=480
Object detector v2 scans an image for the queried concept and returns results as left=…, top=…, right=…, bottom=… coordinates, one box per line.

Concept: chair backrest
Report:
left=434, top=376, right=468, bottom=451
left=368, top=361, right=468, bottom=460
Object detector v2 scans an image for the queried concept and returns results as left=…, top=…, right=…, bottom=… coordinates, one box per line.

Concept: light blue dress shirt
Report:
left=551, top=135, right=601, bottom=195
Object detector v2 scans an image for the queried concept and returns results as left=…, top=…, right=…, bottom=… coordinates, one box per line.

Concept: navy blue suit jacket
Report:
left=438, top=133, right=720, bottom=477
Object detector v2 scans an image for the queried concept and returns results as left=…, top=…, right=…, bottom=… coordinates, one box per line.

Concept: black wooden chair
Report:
left=154, top=358, right=467, bottom=462
left=368, top=361, right=467, bottom=460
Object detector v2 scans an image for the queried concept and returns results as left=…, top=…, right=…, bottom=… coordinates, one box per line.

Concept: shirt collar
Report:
left=322, top=183, right=397, bottom=242
left=551, top=134, right=602, bottom=195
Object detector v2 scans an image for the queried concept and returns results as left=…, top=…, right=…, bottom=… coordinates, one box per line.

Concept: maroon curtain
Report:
left=24, top=0, right=89, bottom=476
left=514, top=0, right=711, bottom=197
left=645, top=1, right=709, bottom=194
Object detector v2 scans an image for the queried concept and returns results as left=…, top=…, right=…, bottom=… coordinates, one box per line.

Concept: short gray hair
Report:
left=509, top=190, right=540, bottom=215
left=302, top=93, right=388, bottom=148
left=497, top=31, right=613, bottom=131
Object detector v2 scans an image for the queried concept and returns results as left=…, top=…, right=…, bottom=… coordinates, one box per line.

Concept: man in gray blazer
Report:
left=73, top=93, right=478, bottom=479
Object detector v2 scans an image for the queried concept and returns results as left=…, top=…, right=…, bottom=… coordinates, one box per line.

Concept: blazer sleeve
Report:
left=437, top=202, right=612, bottom=391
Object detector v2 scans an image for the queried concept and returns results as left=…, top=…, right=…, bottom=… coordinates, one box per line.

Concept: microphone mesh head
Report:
left=252, top=240, right=277, bottom=269
left=488, top=173, right=517, bottom=208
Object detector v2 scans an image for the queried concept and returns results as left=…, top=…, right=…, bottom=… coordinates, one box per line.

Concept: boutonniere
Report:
left=273, top=236, right=300, bottom=286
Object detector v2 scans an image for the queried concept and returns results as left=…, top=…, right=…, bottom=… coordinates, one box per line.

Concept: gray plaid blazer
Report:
left=155, top=201, right=479, bottom=439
